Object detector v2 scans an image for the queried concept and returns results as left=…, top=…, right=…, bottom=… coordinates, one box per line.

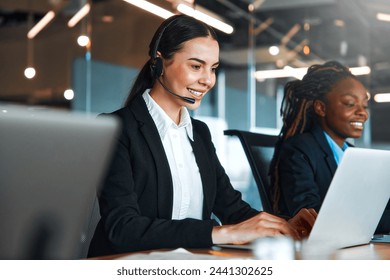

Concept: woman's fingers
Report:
left=288, top=208, right=318, bottom=238
left=232, top=212, right=300, bottom=243
left=212, top=211, right=303, bottom=245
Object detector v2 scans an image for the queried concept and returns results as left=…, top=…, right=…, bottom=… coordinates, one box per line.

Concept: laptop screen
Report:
left=305, top=147, right=390, bottom=250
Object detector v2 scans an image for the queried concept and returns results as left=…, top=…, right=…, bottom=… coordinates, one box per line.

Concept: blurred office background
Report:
left=1, top=0, right=390, bottom=209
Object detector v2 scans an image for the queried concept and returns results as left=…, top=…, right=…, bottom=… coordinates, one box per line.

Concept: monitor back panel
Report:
left=0, top=107, right=119, bottom=259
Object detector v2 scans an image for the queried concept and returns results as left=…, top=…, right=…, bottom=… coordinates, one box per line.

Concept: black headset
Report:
left=148, top=16, right=196, bottom=104
left=149, top=17, right=178, bottom=79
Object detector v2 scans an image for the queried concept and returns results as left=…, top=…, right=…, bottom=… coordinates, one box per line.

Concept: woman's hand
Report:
left=212, top=211, right=300, bottom=245
left=288, top=208, right=317, bottom=238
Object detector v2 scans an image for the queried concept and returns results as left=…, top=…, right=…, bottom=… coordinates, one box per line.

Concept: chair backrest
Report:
left=224, top=129, right=278, bottom=213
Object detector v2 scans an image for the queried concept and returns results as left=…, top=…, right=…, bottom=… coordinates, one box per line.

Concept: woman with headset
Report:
left=88, top=15, right=316, bottom=258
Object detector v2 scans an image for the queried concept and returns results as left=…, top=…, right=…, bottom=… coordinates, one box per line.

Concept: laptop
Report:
left=217, top=147, right=390, bottom=254
left=0, top=105, right=119, bottom=259
left=305, top=147, right=390, bottom=250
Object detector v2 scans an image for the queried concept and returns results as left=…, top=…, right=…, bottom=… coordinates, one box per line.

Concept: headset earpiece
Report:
left=150, top=57, right=163, bottom=79
left=148, top=16, right=196, bottom=105
left=150, top=17, right=178, bottom=80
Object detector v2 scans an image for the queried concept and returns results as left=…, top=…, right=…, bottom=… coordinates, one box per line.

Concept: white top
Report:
left=143, top=91, right=204, bottom=220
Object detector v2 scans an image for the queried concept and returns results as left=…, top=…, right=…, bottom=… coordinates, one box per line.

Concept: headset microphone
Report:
left=157, top=78, right=196, bottom=104
left=149, top=17, right=195, bottom=105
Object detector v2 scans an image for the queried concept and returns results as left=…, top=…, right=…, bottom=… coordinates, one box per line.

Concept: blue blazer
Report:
left=88, top=95, right=258, bottom=257
left=276, top=125, right=389, bottom=233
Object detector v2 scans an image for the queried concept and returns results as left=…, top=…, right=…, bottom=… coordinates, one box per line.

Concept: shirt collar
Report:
left=323, top=131, right=348, bottom=165
left=142, top=90, right=193, bottom=141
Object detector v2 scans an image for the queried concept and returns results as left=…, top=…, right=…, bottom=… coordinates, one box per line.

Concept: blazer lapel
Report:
left=130, top=96, right=173, bottom=219
left=312, top=126, right=338, bottom=175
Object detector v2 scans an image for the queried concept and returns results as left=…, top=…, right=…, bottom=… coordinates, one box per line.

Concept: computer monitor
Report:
left=0, top=105, right=119, bottom=259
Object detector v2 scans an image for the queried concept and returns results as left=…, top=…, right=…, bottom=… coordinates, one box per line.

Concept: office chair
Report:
left=224, top=129, right=278, bottom=213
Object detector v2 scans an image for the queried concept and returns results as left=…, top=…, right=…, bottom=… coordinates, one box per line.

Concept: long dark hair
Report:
left=124, top=15, right=218, bottom=106
left=270, top=61, right=359, bottom=213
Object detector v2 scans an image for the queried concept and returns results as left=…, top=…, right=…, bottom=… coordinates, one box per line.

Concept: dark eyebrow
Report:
left=188, top=58, right=220, bottom=67
left=342, top=92, right=369, bottom=101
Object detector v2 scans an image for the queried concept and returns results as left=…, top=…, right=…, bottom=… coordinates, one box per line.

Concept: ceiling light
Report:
left=27, top=11, right=56, bottom=39
left=303, top=45, right=310, bottom=55
left=255, top=67, right=304, bottom=80
left=177, top=3, right=234, bottom=34
left=374, top=93, right=390, bottom=103
left=123, top=0, right=233, bottom=34
left=350, top=66, right=371, bottom=76
left=334, top=19, right=345, bottom=27
left=268, top=46, right=279, bottom=56
left=24, top=67, right=36, bottom=79
left=255, top=65, right=371, bottom=81
left=77, top=35, right=90, bottom=47
left=68, top=3, right=91, bottom=28
left=123, top=0, right=174, bottom=19
left=377, top=12, right=390, bottom=22
left=64, top=89, right=75, bottom=100
left=101, top=15, right=114, bottom=23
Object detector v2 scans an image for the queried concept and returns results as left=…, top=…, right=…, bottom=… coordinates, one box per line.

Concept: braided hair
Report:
left=270, top=61, right=358, bottom=214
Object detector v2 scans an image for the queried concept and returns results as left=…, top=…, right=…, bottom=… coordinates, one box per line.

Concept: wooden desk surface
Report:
left=92, top=242, right=390, bottom=260
left=331, top=242, right=390, bottom=260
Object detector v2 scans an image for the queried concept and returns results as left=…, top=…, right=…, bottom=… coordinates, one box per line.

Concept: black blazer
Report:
left=88, top=95, right=258, bottom=257
left=277, top=125, right=338, bottom=217
left=276, top=125, right=390, bottom=233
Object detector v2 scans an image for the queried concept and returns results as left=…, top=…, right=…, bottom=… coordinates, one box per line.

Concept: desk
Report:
left=92, top=242, right=390, bottom=260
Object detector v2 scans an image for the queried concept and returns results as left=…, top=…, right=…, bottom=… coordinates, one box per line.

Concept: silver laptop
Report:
left=217, top=148, right=389, bottom=256
left=0, top=105, right=119, bottom=259
left=305, top=147, right=390, bottom=249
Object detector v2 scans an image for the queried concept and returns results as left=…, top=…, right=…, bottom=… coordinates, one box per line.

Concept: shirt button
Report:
left=178, top=164, right=183, bottom=168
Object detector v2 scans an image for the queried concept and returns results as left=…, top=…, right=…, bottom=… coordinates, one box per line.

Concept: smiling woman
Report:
left=269, top=61, right=389, bottom=234
left=148, top=35, right=219, bottom=123
left=270, top=61, right=369, bottom=216
left=87, top=14, right=317, bottom=258
left=314, top=76, right=369, bottom=146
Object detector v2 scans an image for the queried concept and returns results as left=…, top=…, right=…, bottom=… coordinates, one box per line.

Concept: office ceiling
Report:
left=1, top=0, right=390, bottom=96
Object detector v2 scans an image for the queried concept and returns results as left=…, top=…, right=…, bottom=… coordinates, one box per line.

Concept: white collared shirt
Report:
left=143, top=91, right=204, bottom=220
